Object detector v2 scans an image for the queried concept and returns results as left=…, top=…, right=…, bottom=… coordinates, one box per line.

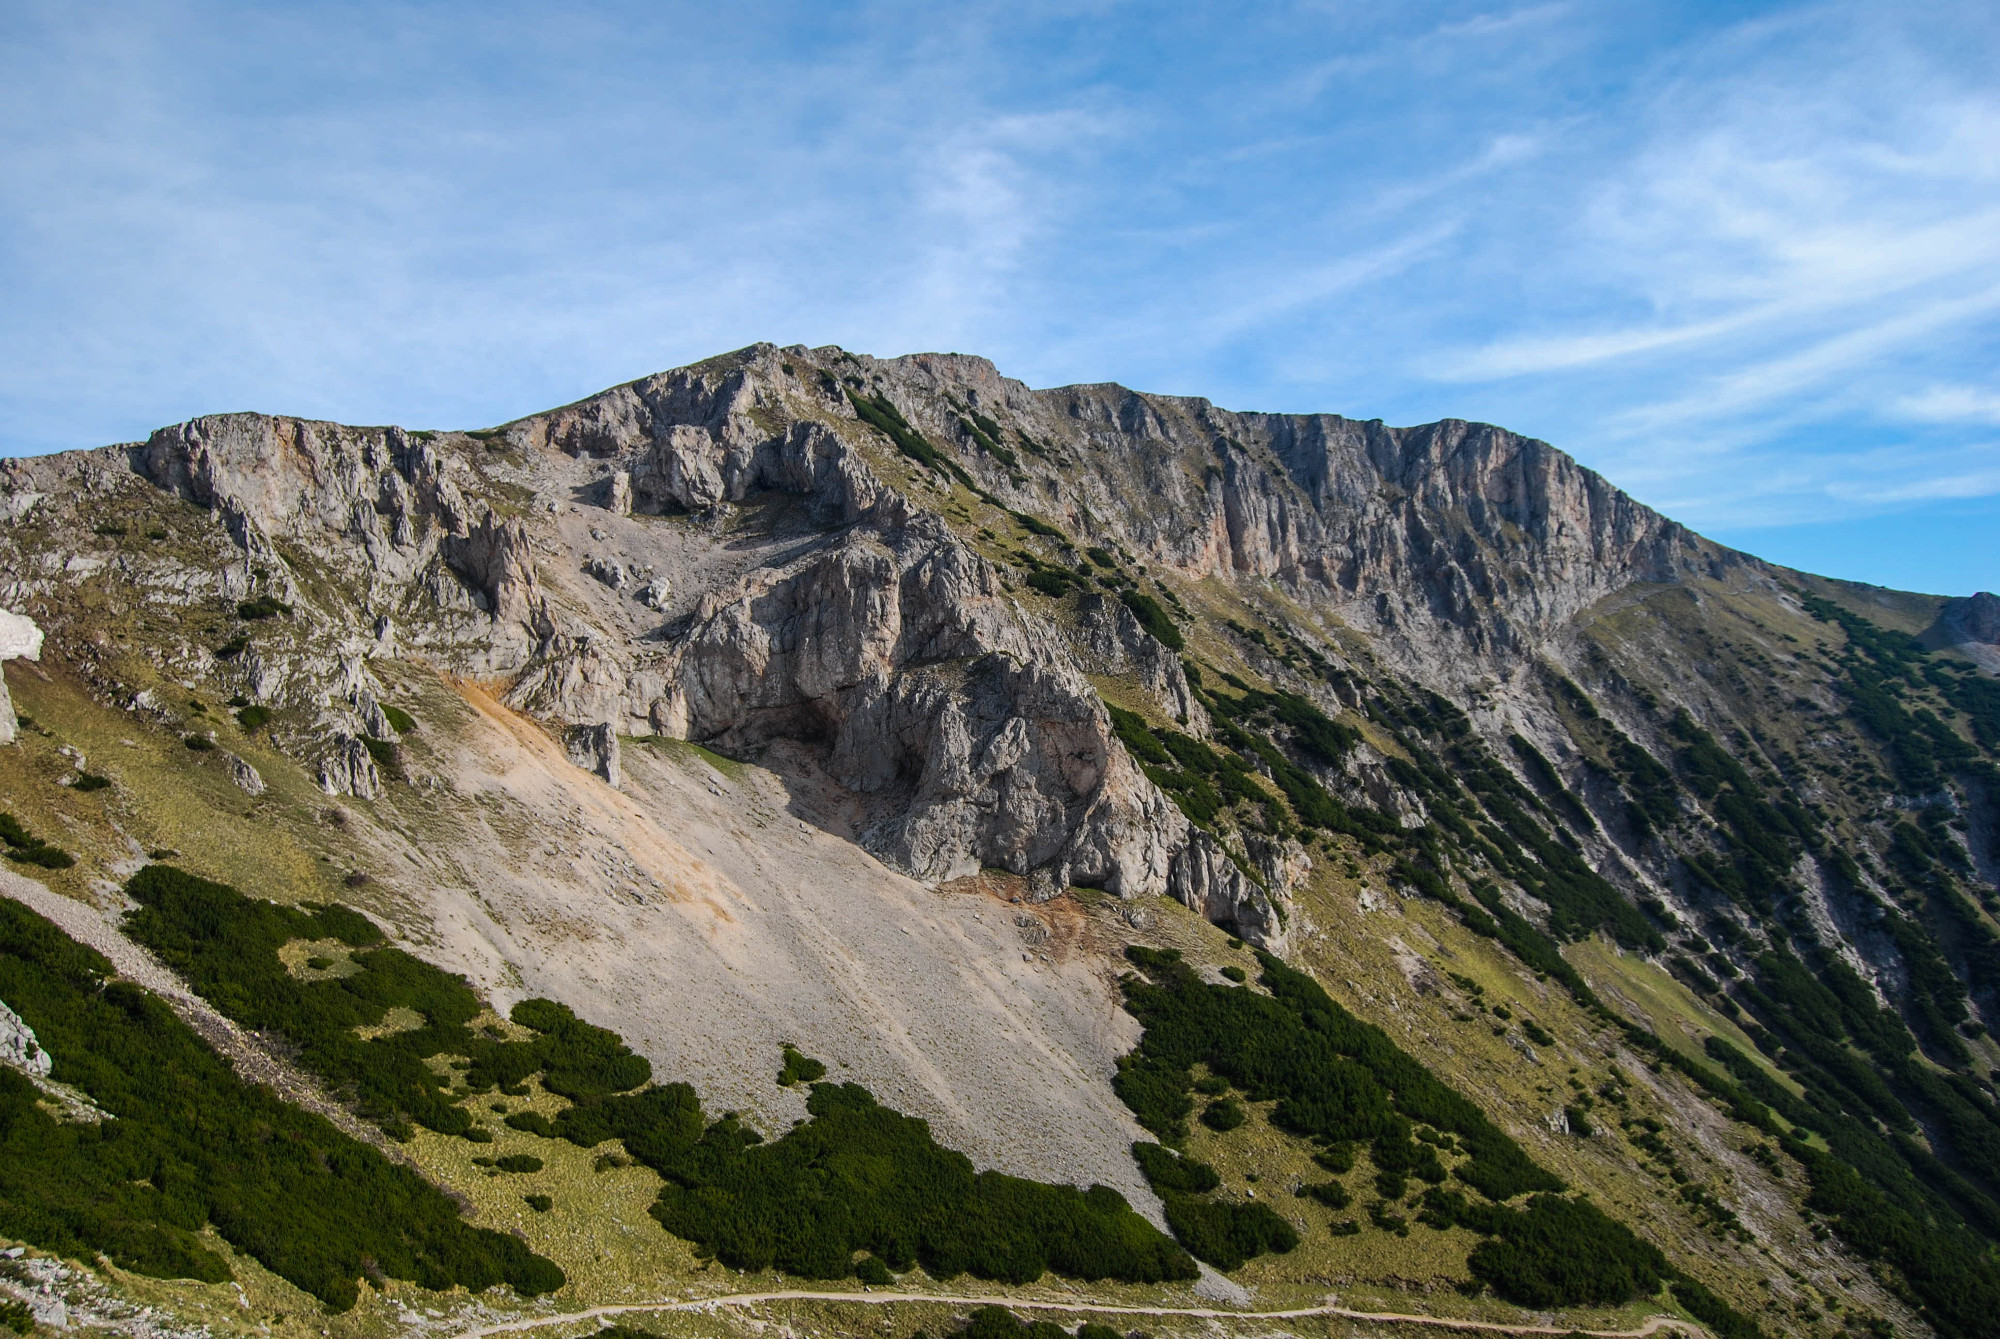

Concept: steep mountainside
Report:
left=2, top=343, right=1998, bottom=1339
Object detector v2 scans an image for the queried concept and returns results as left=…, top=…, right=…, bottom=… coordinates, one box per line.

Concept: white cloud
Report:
left=1895, top=385, right=2000, bottom=425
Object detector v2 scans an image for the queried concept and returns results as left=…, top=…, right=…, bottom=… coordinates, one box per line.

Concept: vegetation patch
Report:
left=116, top=865, right=1194, bottom=1290
left=122, top=865, right=653, bottom=1138
left=235, top=595, right=292, bottom=621
left=1116, top=946, right=1557, bottom=1201
left=0, top=897, right=562, bottom=1310
left=0, top=813, right=73, bottom=870
left=1112, top=945, right=1678, bottom=1302
left=639, top=1080, right=1194, bottom=1284
left=777, top=1044, right=826, bottom=1087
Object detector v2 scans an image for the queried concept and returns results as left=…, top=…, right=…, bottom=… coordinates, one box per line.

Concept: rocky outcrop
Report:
left=1168, top=832, right=1287, bottom=951
left=1070, top=594, right=1206, bottom=729
left=226, top=752, right=266, bottom=796
left=0, top=609, right=42, bottom=747
left=318, top=734, right=382, bottom=799
left=0, top=999, right=51, bottom=1078
left=446, top=510, right=542, bottom=628
left=1930, top=591, right=2000, bottom=673
left=0, top=340, right=1744, bottom=946
left=628, top=511, right=1182, bottom=896
left=565, top=723, right=621, bottom=787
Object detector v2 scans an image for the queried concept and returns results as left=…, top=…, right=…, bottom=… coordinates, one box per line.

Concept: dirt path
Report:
left=456, top=1290, right=1704, bottom=1339
left=0, top=869, right=408, bottom=1162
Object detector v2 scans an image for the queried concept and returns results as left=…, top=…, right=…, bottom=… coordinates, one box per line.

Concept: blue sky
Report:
left=3, top=2, right=1996, bottom=596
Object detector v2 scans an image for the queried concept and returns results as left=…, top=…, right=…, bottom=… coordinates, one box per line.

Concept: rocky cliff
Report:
left=0, top=343, right=1738, bottom=947
left=5, top=342, right=1999, bottom=1339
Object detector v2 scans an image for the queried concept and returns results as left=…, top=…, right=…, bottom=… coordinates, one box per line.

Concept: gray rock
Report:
left=0, top=999, right=52, bottom=1077
left=0, top=340, right=1752, bottom=948
left=317, top=733, right=381, bottom=799
left=0, top=607, right=41, bottom=747
left=565, top=722, right=621, bottom=787
left=355, top=690, right=395, bottom=743
left=583, top=555, right=628, bottom=590
left=1169, top=831, right=1288, bottom=952
left=226, top=752, right=266, bottom=796
left=0, top=608, right=40, bottom=661
left=1963, top=591, right=2000, bottom=643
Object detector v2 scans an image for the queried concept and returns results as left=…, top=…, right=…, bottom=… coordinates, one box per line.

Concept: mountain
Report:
left=1, top=342, right=1997, bottom=1339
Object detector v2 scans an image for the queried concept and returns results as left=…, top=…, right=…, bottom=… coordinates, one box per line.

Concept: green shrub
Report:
left=183, top=735, right=214, bottom=751
left=72, top=772, right=111, bottom=793
left=1118, top=591, right=1183, bottom=651
left=1158, top=1193, right=1298, bottom=1271
left=463, top=1127, right=494, bottom=1143
left=214, top=633, right=250, bottom=659
left=235, top=705, right=272, bottom=731
left=1008, top=509, right=1065, bottom=541
left=1115, top=947, right=1558, bottom=1202
left=0, top=897, right=562, bottom=1310
left=1298, top=1180, right=1351, bottom=1209
left=1314, top=1143, right=1356, bottom=1174
left=853, top=1255, right=892, bottom=1284
left=1025, top=569, right=1081, bottom=599
left=525, top=1194, right=553, bottom=1213
left=236, top=595, right=291, bottom=620
left=0, top=814, right=73, bottom=870
left=1130, top=1142, right=1220, bottom=1194
left=1669, top=1277, right=1767, bottom=1339
left=6, top=845, right=75, bottom=870
left=1219, top=965, right=1247, bottom=983
left=1417, top=1191, right=1667, bottom=1308
left=509, top=998, right=653, bottom=1099
left=1201, top=1099, right=1246, bottom=1131
left=648, top=1082, right=1193, bottom=1284
left=506, top=1111, right=559, bottom=1137
left=493, top=1154, right=543, bottom=1173
left=956, top=1306, right=1070, bottom=1339
left=779, top=1045, right=828, bottom=1086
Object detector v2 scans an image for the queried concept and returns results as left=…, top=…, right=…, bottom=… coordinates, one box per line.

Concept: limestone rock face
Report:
left=1931, top=591, right=2000, bottom=672
left=1168, top=831, right=1287, bottom=952
left=0, top=1000, right=52, bottom=1078
left=318, top=734, right=382, bottom=799
left=226, top=752, right=267, bottom=796
left=565, top=722, right=621, bottom=787
left=0, top=609, right=41, bottom=662
left=1951, top=591, right=2000, bottom=645
left=1070, top=593, right=1205, bottom=729
left=0, top=340, right=1749, bottom=946
left=0, top=608, right=40, bottom=747
left=447, top=510, right=542, bottom=630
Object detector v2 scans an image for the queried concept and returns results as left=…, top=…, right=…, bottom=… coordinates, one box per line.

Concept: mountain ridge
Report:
left=2, top=341, right=1998, bottom=1339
